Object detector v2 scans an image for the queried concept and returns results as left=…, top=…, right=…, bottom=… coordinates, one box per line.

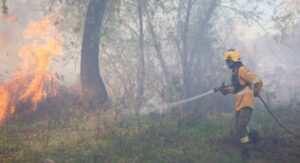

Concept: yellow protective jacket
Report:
left=225, top=66, right=263, bottom=111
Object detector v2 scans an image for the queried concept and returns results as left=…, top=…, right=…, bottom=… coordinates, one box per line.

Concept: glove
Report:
left=220, top=87, right=228, bottom=95
left=254, top=90, right=259, bottom=97
left=214, top=82, right=228, bottom=95
left=253, top=80, right=263, bottom=97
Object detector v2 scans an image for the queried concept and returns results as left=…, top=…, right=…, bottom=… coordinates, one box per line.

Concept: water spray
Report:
left=164, top=89, right=215, bottom=108
left=164, top=82, right=227, bottom=108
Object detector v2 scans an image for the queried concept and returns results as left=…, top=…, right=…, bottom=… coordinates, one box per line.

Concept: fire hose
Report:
left=164, top=84, right=300, bottom=139
left=257, top=95, right=300, bottom=139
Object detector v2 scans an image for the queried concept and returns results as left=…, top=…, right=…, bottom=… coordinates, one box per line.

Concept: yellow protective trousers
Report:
left=235, top=107, right=252, bottom=144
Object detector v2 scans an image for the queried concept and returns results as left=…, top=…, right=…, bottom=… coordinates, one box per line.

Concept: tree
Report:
left=145, top=4, right=176, bottom=101
left=44, top=0, right=279, bottom=113
left=136, top=0, right=145, bottom=108
left=272, top=0, right=300, bottom=40
left=176, top=0, right=194, bottom=102
left=81, top=0, right=109, bottom=109
left=1, top=0, right=8, bottom=14
left=174, top=0, right=220, bottom=110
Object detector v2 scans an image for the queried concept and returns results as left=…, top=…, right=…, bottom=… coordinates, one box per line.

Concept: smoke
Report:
left=0, top=1, right=79, bottom=83
left=1, top=0, right=299, bottom=112
left=250, top=25, right=300, bottom=108
left=7, top=0, right=43, bottom=20
left=218, top=19, right=300, bottom=109
left=0, top=0, right=43, bottom=79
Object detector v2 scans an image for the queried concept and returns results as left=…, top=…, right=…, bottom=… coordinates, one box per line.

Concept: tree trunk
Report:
left=1, top=0, right=8, bottom=14
left=81, top=0, right=109, bottom=109
left=188, top=0, right=217, bottom=109
left=178, top=0, right=193, bottom=100
left=136, top=0, right=145, bottom=108
left=145, top=7, right=175, bottom=101
left=177, top=0, right=218, bottom=110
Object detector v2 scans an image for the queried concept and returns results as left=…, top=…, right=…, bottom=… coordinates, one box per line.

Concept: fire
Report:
left=0, top=15, right=62, bottom=124
left=0, top=86, right=9, bottom=122
left=0, top=32, right=3, bottom=50
left=2, top=14, right=18, bottom=23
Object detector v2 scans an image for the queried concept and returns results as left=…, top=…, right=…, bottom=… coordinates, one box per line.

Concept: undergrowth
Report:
left=0, top=104, right=299, bottom=163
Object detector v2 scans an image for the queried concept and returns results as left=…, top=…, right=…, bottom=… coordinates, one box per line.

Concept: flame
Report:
left=0, top=15, right=62, bottom=124
left=0, top=32, right=3, bottom=49
left=0, top=86, right=9, bottom=122
left=2, top=15, right=18, bottom=23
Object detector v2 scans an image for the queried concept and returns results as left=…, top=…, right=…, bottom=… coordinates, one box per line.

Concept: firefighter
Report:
left=219, top=49, right=263, bottom=159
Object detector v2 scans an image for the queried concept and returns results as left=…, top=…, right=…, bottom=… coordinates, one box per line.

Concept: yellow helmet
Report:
left=224, top=49, right=241, bottom=62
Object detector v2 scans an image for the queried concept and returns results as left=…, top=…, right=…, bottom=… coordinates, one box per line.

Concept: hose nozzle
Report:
left=214, top=82, right=226, bottom=92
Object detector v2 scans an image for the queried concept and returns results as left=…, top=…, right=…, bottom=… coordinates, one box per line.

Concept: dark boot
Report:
left=240, top=144, right=251, bottom=161
left=249, top=129, right=259, bottom=143
left=249, top=129, right=261, bottom=150
left=241, top=148, right=251, bottom=161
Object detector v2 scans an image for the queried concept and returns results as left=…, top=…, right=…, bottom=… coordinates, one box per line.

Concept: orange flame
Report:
left=2, top=15, right=18, bottom=23
left=0, top=33, right=3, bottom=50
left=0, top=86, right=9, bottom=122
left=0, top=15, right=62, bottom=124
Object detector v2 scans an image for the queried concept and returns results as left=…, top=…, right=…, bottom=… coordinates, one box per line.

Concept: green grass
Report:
left=0, top=106, right=299, bottom=162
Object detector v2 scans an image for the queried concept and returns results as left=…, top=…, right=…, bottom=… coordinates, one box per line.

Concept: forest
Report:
left=0, top=0, right=299, bottom=162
